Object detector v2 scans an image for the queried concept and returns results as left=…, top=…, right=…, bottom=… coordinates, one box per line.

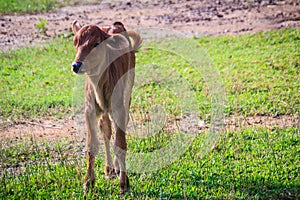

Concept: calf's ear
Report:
left=106, top=34, right=130, bottom=52
left=106, top=34, right=131, bottom=61
left=72, top=20, right=82, bottom=34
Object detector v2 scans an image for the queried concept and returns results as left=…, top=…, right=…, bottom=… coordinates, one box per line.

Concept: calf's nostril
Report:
left=72, top=62, right=82, bottom=68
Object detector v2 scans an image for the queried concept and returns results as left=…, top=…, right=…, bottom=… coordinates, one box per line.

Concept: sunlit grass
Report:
left=1, top=127, right=299, bottom=199
left=1, top=29, right=299, bottom=123
left=0, top=29, right=299, bottom=199
left=0, top=0, right=99, bottom=14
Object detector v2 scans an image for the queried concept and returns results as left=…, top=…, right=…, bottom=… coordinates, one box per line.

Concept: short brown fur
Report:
left=71, top=20, right=142, bottom=195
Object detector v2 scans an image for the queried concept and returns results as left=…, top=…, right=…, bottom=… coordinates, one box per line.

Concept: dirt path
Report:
left=1, top=0, right=299, bottom=51
left=1, top=115, right=299, bottom=142
left=0, top=0, right=299, bottom=140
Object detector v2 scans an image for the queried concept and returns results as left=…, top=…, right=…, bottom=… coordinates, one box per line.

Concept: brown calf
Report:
left=71, top=20, right=142, bottom=194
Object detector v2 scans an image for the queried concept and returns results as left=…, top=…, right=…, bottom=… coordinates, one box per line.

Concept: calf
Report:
left=71, top=20, right=142, bottom=194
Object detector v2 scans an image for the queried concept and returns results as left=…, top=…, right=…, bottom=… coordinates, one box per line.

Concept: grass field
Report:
left=0, top=0, right=99, bottom=13
left=0, top=29, right=299, bottom=199
left=1, top=127, right=299, bottom=199
left=1, top=29, right=299, bottom=121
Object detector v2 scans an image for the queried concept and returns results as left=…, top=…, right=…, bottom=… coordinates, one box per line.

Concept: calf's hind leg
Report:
left=114, top=127, right=129, bottom=194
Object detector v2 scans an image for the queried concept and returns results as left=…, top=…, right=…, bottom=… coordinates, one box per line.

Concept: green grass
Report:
left=1, top=28, right=299, bottom=122
left=1, top=29, right=299, bottom=199
left=0, top=0, right=99, bottom=14
left=1, top=127, right=299, bottom=199
left=199, top=29, right=300, bottom=116
left=0, top=37, right=74, bottom=121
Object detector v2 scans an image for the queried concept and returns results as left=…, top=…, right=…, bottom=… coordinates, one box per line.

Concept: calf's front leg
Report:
left=99, top=114, right=116, bottom=179
left=84, top=104, right=100, bottom=190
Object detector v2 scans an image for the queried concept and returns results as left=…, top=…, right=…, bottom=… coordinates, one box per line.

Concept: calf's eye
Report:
left=94, top=43, right=99, bottom=48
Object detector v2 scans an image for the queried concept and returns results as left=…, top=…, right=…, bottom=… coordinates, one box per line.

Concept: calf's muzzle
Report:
left=72, top=62, right=82, bottom=74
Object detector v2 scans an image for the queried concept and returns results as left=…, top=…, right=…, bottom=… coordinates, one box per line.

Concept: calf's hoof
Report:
left=83, top=176, right=95, bottom=192
left=105, top=166, right=117, bottom=180
left=119, top=173, right=130, bottom=195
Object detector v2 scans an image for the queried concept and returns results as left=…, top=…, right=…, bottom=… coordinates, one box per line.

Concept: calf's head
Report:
left=71, top=20, right=130, bottom=76
left=71, top=21, right=109, bottom=74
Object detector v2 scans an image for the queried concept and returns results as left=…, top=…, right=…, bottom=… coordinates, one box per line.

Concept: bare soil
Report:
left=0, top=0, right=299, bottom=140
left=1, top=115, right=299, bottom=142
left=1, top=0, right=300, bottom=51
